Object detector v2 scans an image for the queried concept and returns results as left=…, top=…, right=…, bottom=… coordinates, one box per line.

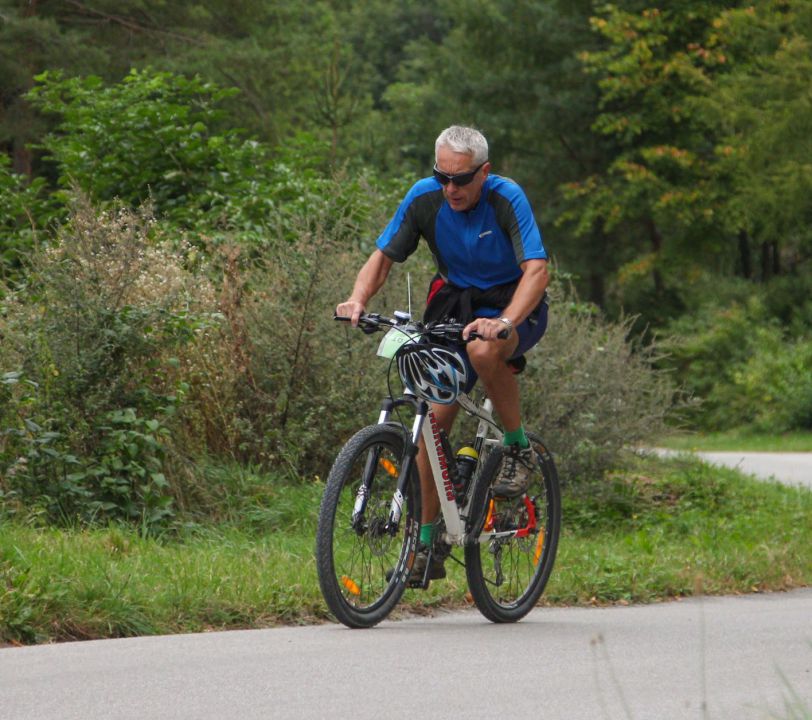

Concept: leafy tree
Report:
left=27, top=69, right=288, bottom=241
left=696, top=0, right=812, bottom=277
left=0, top=1, right=107, bottom=175
left=560, top=0, right=812, bottom=321
left=0, top=1, right=374, bottom=172
left=375, top=0, right=615, bottom=300
left=29, top=70, right=231, bottom=197
left=558, top=3, right=741, bottom=319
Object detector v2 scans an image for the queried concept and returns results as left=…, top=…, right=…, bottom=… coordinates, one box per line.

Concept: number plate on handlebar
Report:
left=376, top=326, right=419, bottom=359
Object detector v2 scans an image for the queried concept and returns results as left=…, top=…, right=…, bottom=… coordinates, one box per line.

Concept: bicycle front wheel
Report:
left=316, top=424, right=420, bottom=628
left=464, top=432, right=561, bottom=623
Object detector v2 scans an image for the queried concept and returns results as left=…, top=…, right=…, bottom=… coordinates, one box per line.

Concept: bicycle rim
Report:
left=316, top=425, right=419, bottom=628
left=464, top=432, right=561, bottom=623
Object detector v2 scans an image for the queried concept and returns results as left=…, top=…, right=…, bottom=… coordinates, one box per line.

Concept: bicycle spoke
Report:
left=316, top=425, right=419, bottom=627
left=465, top=434, right=561, bottom=622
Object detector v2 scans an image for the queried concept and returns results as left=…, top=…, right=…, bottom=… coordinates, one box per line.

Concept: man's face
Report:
left=435, top=146, right=490, bottom=212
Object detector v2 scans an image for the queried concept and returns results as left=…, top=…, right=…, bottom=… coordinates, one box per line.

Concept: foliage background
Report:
left=1, top=0, right=811, bottom=528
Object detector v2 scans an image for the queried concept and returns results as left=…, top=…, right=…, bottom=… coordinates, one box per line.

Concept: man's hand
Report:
left=463, top=316, right=512, bottom=342
left=336, top=300, right=365, bottom=327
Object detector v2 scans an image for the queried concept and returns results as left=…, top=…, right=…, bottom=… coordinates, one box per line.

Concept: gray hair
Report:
left=435, top=126, right=489, bottom=165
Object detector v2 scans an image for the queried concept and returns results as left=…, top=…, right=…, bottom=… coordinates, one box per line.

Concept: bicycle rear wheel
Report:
left=464, top=432, right=561, bottom=623
left=316, top=424, right=420, bottom=628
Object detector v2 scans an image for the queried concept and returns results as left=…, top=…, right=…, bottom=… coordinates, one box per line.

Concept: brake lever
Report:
left=431, top=325, right=464, bottom=343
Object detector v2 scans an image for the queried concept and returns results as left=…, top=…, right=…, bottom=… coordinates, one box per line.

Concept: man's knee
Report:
left=467, top=339, right=515, bottom=373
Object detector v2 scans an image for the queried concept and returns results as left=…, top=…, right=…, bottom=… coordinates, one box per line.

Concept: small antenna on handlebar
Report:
left=407, top=272, right=412, bottom=320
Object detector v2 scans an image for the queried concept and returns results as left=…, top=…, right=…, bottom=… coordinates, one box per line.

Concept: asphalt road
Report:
left=652, top=449, right=812, bottom=489
left=2, top=590, right=811, bottom=720
left=2, top=452, right=810, bottom=720
left=695, top=452, right=812, bottom=489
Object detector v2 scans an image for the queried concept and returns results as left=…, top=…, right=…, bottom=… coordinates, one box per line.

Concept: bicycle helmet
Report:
left=396, top=343, right=468, bottom=404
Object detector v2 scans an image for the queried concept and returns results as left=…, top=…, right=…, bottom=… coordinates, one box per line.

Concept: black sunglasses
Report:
left=432, top=160, right=487, bottom=187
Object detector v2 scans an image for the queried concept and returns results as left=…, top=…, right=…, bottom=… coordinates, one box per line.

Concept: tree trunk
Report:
left=760, top=241, right=775, bottom=281
left=13, top=141, right=32, bottom=178
left=588, top=272, right=605, bottom=308
left=19, top=1, right=38, bottom=176
left=738, top=229, right=752, bottom=279
left=646, top=218, right=664, bottom=295
left=587, top=220, right=608, bottom=307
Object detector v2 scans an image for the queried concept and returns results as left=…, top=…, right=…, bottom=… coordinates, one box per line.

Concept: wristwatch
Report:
left=498, top=316, right=514, bottom=337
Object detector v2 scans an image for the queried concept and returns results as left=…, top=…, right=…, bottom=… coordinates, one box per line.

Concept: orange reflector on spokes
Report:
left=341, top=576, right=361, bottom=596
left=379, top=458, right=398, bottom=477
left=533, top=529, right=545, bottom=566
left=484, top=499, right=495, bottom=532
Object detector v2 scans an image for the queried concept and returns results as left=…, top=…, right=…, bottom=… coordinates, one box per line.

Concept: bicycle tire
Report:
left=464, top=432, right=561, bottom=623
left=316, top=424, right=420, bottom=628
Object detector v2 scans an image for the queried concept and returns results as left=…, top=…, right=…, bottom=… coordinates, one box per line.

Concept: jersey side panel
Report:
left=488, top=179, right=547, bottom=265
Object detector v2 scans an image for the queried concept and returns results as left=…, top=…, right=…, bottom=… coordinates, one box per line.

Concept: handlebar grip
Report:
left=335, top=313, right=380, bottom=334
left=466, top=328, right=510, bottom=342
left=467, top=328, right=510, bottom=341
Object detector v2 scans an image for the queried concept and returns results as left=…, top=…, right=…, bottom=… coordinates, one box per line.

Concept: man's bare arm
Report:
left=463, top=259, right=549, bottom=341
left=501, top=259, right=549, bottom=326
left=336, top=250, right=394, bottom=326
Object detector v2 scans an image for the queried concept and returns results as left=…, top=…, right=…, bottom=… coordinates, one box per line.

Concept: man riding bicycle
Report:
left=336, top=125, right=549, bottom=584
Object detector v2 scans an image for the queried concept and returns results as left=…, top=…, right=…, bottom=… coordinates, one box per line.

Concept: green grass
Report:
left=2, top=454, right=811, bottom=644
left=658, top=429, right=812, bottom=452
left=550, top=459, right=812, bottom=603
left=0, top=523, right=327, bottom=644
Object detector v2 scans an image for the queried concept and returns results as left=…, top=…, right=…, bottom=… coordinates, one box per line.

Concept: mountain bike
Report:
left=315, top=310, right=561, bottom=628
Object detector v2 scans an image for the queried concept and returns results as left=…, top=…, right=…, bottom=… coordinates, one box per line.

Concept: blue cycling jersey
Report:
left=376, top=174, right=546, bottom=290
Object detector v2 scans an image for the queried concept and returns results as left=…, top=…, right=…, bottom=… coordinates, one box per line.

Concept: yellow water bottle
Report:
left=455, top=445, right=479, bottom=492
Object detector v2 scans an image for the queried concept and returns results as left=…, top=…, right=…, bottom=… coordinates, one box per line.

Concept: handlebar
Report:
left=334, top=313, right=509, bottom=342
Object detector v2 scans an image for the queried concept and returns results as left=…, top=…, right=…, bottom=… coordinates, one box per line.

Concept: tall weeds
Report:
left=0, top=197, right=219, bottom=526
left=521, top=291, right=675, bottom=481
left=1, top=187, right=677, bottom=529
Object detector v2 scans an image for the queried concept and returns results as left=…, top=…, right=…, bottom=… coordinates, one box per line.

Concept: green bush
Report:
left=173, top=170, right=411, bottom=478
left=0, top=154, right=59, bottom=284
left=519, top=288, right=676, bottom=482
left=1, top=181, right=678, bottom=524
left=662, top=290, right=812, bottom=432
left=25, top=69, right=394, bottom=250
left=29, top=70, right=254, bottom=229
left=0, top=198, right=218, bottom=527
left=730, top=336, right=812, bottom=432
left=217, top=230, right=678, bottom=485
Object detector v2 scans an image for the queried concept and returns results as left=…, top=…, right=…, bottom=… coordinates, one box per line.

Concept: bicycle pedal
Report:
left=407, top=577, right=431, bottom=590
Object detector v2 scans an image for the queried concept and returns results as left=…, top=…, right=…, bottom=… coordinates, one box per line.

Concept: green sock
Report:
left=503, top=426, right=530, bottom=449
left=419, top=522, right=434, bottom=546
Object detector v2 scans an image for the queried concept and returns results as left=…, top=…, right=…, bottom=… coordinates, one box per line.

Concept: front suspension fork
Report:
left=351, top=396, right=426, bottom=534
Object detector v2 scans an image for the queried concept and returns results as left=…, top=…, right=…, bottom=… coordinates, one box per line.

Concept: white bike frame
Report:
left=380, top=390, right=503, bottom=546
